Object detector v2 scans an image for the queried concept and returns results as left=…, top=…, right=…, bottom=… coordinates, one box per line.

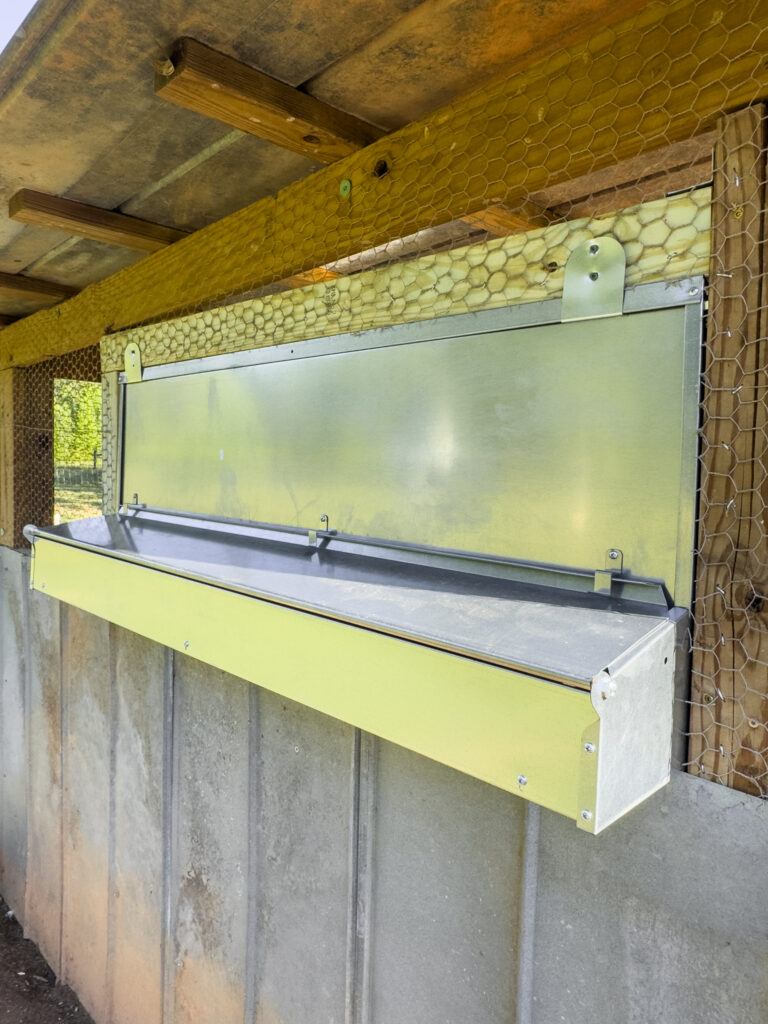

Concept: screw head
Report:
left=183, top=640, right=190, bottom=650
left=589, top=271, right=599, bottom=281
left=584, top=742, right=596, bottom=754
left=339, top=178, right=352, bottom=198
left=581, top=809, right=593, bottom=822
left=609, top=549, right=619, bottom=560
left=517, top=774, right=528, bottom=787
left=589, top=243, right=600, bottom=255
left=703, top=692, right=715, bottom=705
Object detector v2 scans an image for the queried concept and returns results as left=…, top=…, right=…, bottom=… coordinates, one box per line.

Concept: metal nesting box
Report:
left=26, top=242, right=703, bottom=832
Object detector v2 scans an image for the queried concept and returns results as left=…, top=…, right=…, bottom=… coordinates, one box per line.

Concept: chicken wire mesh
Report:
left=3, top=0, right=768, bottom=796
left=7, top=346, right=101, bottom=547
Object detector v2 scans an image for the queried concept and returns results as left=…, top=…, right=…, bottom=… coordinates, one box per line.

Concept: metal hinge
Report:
left=594, top=548, right=624, bottom=595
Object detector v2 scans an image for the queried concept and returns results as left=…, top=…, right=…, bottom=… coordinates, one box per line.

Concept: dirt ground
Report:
left=53, top=482, right=102, bottom=524
left=0, top=896, right=94, bottom=1024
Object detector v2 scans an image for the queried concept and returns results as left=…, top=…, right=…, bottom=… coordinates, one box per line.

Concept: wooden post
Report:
left=689, top=105, right=768, bottom=794
left=0, top=369, right=19, bottom=545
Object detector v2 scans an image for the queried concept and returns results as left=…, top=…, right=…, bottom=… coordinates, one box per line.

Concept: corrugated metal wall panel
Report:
left=60, top=605, right=111, bottom=1020
left=24, top=581, right=62, bottom=973
left=0, top=547, right=27, bottom=918
left=1, top=547, right=767, bottom=1024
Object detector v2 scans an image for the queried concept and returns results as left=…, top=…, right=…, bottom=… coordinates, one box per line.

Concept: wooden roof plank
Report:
left=308, top=0, right=659, bottom=128
left=0, top=0, right=764, bottom=369
left=156, top=37, right=385, bottom=165
left=9, top=190, right=188, bottom=254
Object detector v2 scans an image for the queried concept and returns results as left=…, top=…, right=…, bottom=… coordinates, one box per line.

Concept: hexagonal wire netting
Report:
left=10, top=0, right=768, bottom=795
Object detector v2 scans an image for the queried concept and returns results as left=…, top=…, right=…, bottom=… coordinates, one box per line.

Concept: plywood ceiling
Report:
left=0, top=0, right=655, bottom=317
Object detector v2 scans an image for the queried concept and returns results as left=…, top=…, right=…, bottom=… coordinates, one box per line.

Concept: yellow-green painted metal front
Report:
left=30, top=538, right=599, bottom=823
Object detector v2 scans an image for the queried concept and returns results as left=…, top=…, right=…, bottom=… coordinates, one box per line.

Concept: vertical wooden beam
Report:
left=689, top=105, right=768, bottom=794
left=0, top=369, right=19, bottom=545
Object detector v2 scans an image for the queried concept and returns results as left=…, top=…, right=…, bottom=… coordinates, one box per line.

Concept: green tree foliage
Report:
left=53, top=379, right=101, bottom=466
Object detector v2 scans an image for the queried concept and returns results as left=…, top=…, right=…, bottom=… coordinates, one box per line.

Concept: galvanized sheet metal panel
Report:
left=36, top=511, right=671, bottom=686
left=121, top=303, right=697, bottom=603
left=29, top=538, right=601, bottom=824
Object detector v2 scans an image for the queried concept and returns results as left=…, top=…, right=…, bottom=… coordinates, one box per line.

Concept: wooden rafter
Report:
left=0, top=271, right=76, bottom=306
left=156, top=37, right=385, bottom=165
left=10, top=190, right=188, bottom=254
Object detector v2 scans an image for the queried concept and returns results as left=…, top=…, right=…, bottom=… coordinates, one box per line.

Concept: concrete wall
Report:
left=1, top=544, right=767, bottom=1024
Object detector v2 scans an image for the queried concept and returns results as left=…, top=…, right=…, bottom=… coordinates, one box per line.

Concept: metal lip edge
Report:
left=120, top=275, right=705, bottom=384
left=121, top=505, right=671, bottom=609
left=26, top=525, right=595, bottom=691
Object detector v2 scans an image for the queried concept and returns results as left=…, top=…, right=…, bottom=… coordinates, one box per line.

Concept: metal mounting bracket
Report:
left=605, top=548, right=623, bottom=571
left=124, top=343, right=143, bottom=383
left=594, top=549, right=624, bottom=596
left=562, top=236, right=626, bottom=322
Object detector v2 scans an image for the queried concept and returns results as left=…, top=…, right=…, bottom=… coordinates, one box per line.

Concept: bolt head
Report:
left=581, top=809, right=593, bottom=822
left=517, top=774, right=528, bottom=787
left=584, top=742, right=596, bottom=754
